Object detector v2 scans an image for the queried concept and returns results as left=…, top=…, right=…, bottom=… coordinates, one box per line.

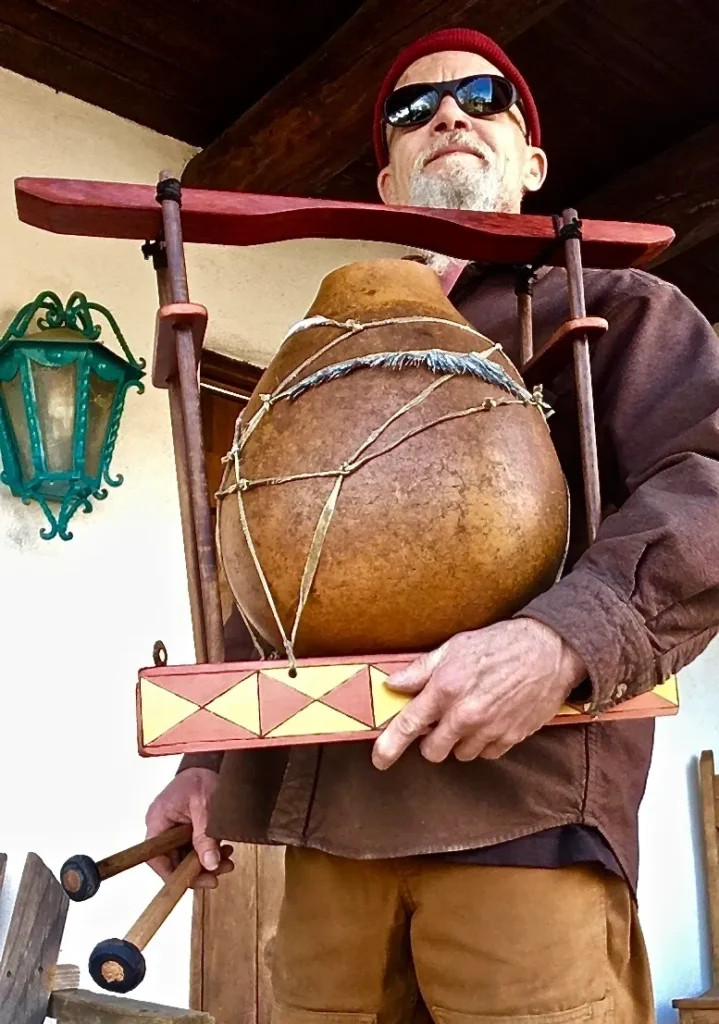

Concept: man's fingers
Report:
left=145, top=805, right=188, bottom=841
left=147, top=853, right=175, bottom=882
left=192, top=872, right=220, bottom=890
left=190, top=846, right=235, bottom=890
left=453, top=729, right=493, bottom=762
left=186, top=792, right=221, bottom=872
left=419, top=707, right=472, bottom=763
left=372, top=687, right=441, bottom=770
left=385, top=645, right=445, bottom=694
left=193, top=832, right=221, bottom=872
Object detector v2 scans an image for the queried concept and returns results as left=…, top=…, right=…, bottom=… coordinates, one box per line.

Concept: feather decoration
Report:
left=275, top=349, right=532, bottom=403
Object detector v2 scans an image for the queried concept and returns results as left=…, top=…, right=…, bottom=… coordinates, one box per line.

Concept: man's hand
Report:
left=145, top=767, right=234, bottom=890
left=372, top=618, right=587, bottom=770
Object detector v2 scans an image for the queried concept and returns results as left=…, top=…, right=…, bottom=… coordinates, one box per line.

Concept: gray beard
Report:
left=408, top=147, right=516, bottom=274
left=409, top=161, right=511, bottom=214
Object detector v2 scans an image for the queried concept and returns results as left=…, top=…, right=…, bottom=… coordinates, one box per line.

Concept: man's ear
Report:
left=522, top=146, right=548, bottom=195
left=377, top=165, right=395, bottom=205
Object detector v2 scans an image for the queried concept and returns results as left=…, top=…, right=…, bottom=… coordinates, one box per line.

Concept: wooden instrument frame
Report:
left=12, top=174, right=679, bottom=749
left=14, top=175, right=678, bottom=1016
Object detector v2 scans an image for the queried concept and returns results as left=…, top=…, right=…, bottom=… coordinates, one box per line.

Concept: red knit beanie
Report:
left=373, top=28, right=541, bottom=168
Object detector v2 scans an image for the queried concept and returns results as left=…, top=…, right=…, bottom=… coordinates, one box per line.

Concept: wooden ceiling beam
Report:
left=580, top=121, right=719, bottom=267
left=182, top=0, right=568, bottom=195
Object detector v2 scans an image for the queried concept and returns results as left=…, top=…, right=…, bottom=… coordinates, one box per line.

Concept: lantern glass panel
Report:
left=1, top=373, right=34, bottom=482
left=31, top=361, right=76, bottom=474
left=86, top=371, right=118, bottom=480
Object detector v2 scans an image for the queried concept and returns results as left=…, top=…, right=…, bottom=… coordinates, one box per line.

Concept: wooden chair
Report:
left=674, top=751, right=719, bottom=1023
left=0, top=851, right=213, bottom=1024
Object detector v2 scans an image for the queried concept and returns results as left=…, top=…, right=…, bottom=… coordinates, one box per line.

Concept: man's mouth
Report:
left=423, top=144, right=486, bottom=167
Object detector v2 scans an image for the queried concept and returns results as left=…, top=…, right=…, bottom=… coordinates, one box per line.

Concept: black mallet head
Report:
left=89, top=938, right=146, bottom=993
left=61, top=855, right=102, bottom=902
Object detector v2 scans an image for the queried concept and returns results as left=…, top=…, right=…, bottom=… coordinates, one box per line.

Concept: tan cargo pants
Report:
left=271, top=848, right=654, bottom=1024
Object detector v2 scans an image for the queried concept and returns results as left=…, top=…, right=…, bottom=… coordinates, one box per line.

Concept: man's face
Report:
left=377, top=51, right=547, bottom=214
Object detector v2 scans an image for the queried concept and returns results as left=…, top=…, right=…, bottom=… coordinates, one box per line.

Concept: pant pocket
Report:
left=272, top=1006, right=378, bottom=1024
left=431, top=996, right=611, bottom=1024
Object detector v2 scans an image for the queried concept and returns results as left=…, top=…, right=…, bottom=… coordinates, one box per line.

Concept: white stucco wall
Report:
left=0, top=62, right=717, bottom=1022
left=0, top=66, right=407, bottom=1010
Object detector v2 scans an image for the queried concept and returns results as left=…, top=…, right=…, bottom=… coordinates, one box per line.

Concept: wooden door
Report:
left=194, top=354, right=286, bottom=1024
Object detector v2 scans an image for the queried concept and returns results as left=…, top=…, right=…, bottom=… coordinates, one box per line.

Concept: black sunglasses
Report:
left=383, top=74, right=522, bottom=133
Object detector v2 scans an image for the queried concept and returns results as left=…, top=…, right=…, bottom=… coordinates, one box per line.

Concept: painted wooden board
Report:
left=15, top=178, right=674, bottom=268
left=137, top=655, right=680, bottom=756
left=0, top=852, right=69, bottom=1024
left=49, top=987, right=215, bottom=1023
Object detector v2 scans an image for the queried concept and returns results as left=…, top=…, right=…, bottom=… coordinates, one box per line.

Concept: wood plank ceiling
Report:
left=2, top=0, right=718, bottom=321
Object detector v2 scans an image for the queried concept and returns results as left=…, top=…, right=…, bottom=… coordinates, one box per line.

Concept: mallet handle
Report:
left=124, top=850, right=202, bottom=951
left=97, top=824, right=193, bottom=881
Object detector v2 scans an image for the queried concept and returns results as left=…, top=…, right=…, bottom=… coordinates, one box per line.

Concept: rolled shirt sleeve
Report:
left=523, top=273, right=719, bottom=711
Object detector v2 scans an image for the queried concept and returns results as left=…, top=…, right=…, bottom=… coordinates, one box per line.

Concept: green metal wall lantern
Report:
left=0, top=291, right=145, bottom=540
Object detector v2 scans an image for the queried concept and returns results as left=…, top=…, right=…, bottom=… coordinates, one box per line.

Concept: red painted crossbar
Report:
left=15, top=178, right=674, bottom=268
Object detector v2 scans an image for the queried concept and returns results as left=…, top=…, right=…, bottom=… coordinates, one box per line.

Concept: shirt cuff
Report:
left=519, top=568, right=659, bottom=713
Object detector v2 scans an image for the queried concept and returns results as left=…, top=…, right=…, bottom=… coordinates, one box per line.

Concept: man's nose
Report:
left=431, top=93, right=472, bottom=133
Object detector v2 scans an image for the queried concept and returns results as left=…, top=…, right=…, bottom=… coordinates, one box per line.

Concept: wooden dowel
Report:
left=700, top=751, right=719, bottom=987
left=167, top=383, right=208, bottom=661
left=96, top=824, right=193, bottom=882
left=151, top=231, right=208, bottom=662
left=175, top=325, right=225, bottom=663
left=124, top=851, right=202, bottom=952
left=518, top=291, right=534, bottom=367
left=562, top=208, right=602, bottom=543
left=157, top=175, right=225, bottom=665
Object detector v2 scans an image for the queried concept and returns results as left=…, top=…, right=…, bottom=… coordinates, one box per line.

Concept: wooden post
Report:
left=49, top=989, right=215, bottom=1023
left=561, top=208, right=602, bottom=542
left=0, top=853, right=69, bottom=1024
left=700, top=751, right=719, bottom=987
left=673, top=752, right=719, bottom=1018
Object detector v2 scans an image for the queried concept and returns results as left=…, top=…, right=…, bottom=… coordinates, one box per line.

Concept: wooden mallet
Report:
left=88, top=848, right=202, bottom=993
left=60, top=824, right=193, bottom=901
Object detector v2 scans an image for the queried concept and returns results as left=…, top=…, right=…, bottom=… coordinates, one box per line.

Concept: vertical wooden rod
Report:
left=562, top=208, right=602, bottom=543
left=518, top=293, right=533, bottom=367
left=152, top=248, right=208, bottom=662
left=175, top=325, right=225, bottom=662
left=699, top=751, right=719, bottom=987
left=157, top=176, right=225, bottom=664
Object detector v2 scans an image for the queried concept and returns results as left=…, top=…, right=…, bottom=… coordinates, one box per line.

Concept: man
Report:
left=147, top=28, right=719, bottom=1023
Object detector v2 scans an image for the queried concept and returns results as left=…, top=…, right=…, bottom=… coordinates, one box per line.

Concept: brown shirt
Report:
left=183, top=264, right=719, bottom=891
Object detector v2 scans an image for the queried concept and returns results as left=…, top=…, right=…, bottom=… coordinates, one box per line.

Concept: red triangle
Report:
left=148, top=669, right=257, bottom=707
left=320, top=668, right=374, bottom=727
left=371, top=661, right=412, bottom=679
left=146, top=707, right=258, bottom=748
left=259, top=673, right=314, bottom=735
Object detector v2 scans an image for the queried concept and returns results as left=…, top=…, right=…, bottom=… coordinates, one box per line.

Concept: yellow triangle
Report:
left=206, top=674, right=260, bottom=734
left=557, top=703, right=582, bottom=716
left=370, top=667, right=411, bottom=727
left=654, top=675, right=679, bottom=706
left=262, top=664, right=366, bottom=699
left=267, top=702, right=370, bottom=738
left=140, top=678, right=199, bottom=745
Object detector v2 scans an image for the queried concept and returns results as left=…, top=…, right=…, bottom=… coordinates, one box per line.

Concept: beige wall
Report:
left=0, top=65, right=405, bottom=1006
